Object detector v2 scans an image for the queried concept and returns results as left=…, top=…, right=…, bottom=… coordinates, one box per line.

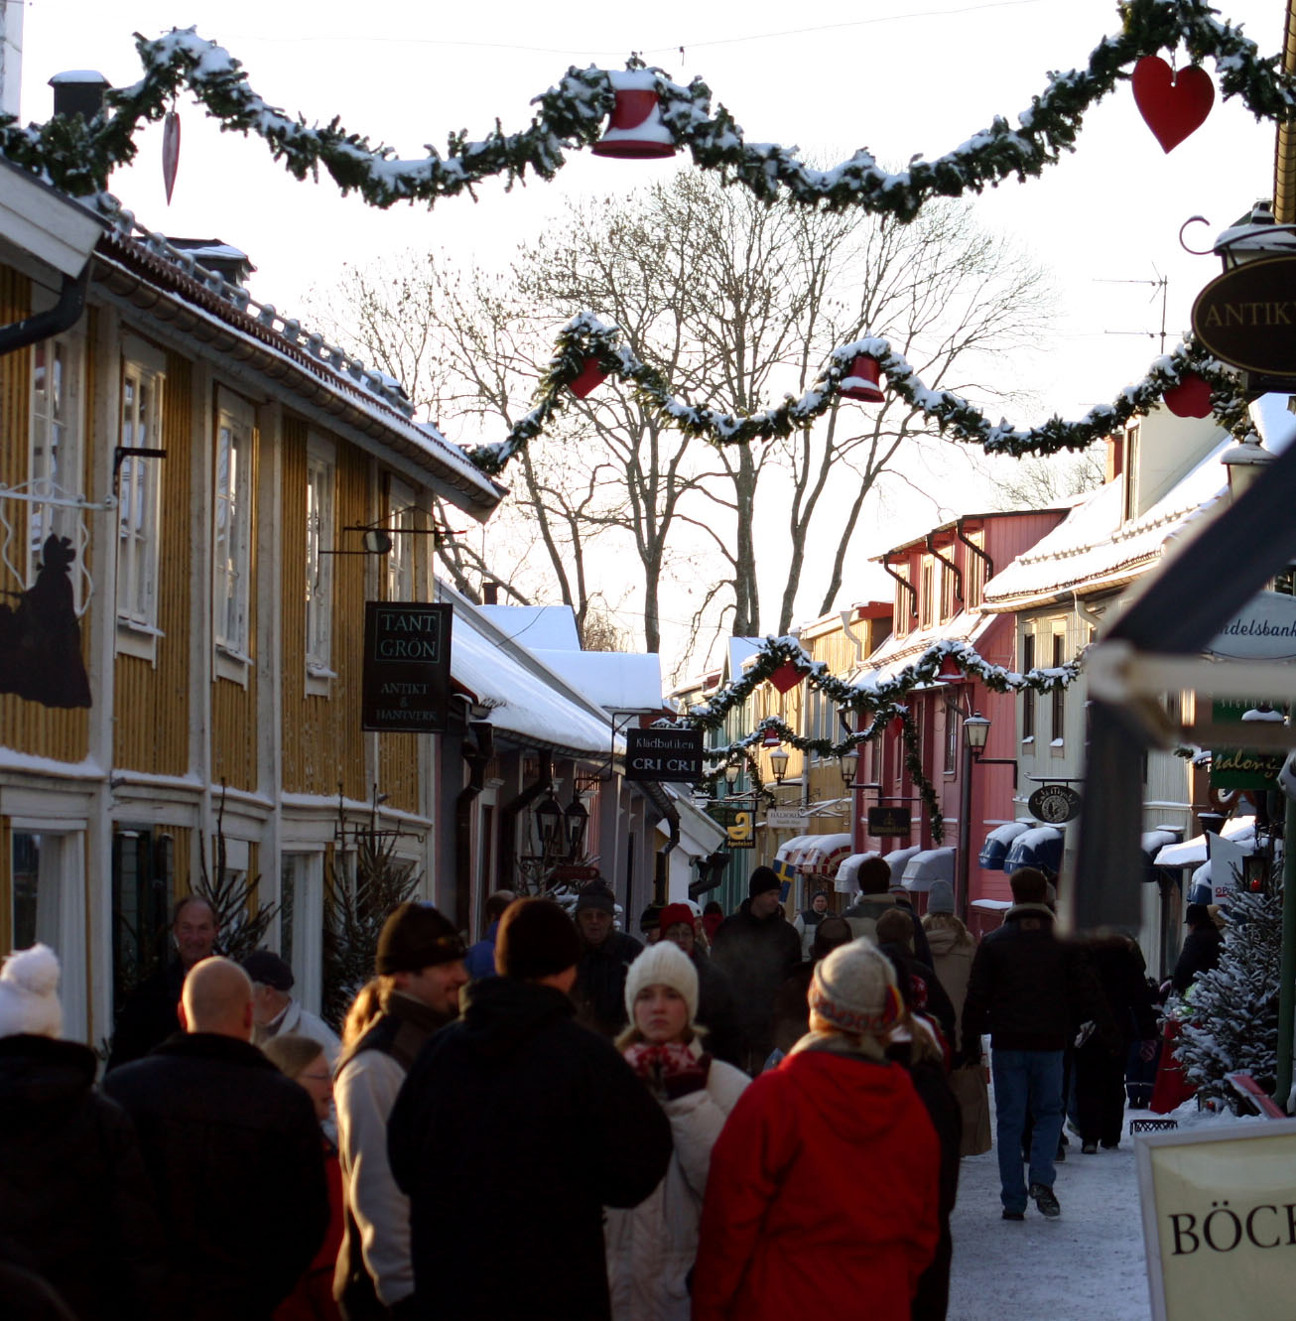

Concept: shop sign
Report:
left=625, top=728, right=704, bottom=782
left=726, top=809, right=755, bottom=850
left=1209, top=699, right=1285, bottom=791
left=867, top=805, right=912, bottom=836
left=1191, top=255, right=1296, bottom=374
left=1027, top=784, right=1082, bottom=825
left=766, top=808, right=809, bottom=828
left=1137, top=1118, right=1296, bottom=1321
left=361, top=602, right=452, bottom=733
left=1206, top=591, right=1296, bottom=661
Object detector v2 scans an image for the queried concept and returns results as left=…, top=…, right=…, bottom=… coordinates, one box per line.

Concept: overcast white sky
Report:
left=14, top=0, right=1287, bottom=657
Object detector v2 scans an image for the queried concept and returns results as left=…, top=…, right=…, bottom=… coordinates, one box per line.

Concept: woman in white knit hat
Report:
left=604, top=939, right=748, bottom=1321
left=692, top=938, right=941, bottom=1321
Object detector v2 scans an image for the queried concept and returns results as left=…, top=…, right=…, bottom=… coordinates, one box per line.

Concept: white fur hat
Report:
left=0, top=944, right=63, bottom=1039
left=624, top=940, right=699, bottom=1024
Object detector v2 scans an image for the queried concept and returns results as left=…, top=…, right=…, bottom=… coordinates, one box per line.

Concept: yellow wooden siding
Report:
left=281, top=428, right=370, bottom=802
left=0, top=815, right=11, bottom=953
left=0, top=265, right=89, bottom=761
left=113, top=351, right=192, bottom=774
left=211, top=408, right=259, bottom=792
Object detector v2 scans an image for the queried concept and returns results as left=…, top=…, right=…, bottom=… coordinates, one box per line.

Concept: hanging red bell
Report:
left=762, top=730, right=782, bottom=748
left=591, top=70, right=677, bottom=160
left=569, top=358, right=608, bottom=399
left=1163, top=374, right=1212, bottom=419
left=935, top=653, right=963, bottom=682
left=840, top=354, right=885, bottom=403
left=768, top=660, right=806, bottom=694
left=1131, top=56, right=1214, bottom=154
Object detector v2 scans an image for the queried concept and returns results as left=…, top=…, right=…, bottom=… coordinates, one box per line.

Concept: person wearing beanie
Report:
left=639, top=904, right=663, bottom=944
left=921, top=882, right=974, bottom=1051
left=331, top=902, right=467, bottom=1316
left=710, top=868, right=802, bottom=1074
left=244, top=947, right=341, bottom=1067
left=658, top=903, right=742, bottom=1068
left=388, top=898, right=671, bottom=1321
left=604, top=942, right=749, bottom=1321
left=961, top=868, right=1108, bottom=1221
left=694, top=940, right=940, bottom=1321
left=104, top=957, right=329, bottom=1320
left=1172, top=901, right=1224, bottom=994
left=572, top=880, right=644, bottom=1038
left=0, top=945, right=167, bottom=1320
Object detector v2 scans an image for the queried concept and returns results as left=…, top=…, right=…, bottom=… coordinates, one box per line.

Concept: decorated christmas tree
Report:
left=1175, top=882, right=1282, bottom=1110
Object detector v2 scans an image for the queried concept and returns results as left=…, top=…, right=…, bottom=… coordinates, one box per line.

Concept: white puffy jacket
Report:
left=605, top=1049, right=749, bottom=1321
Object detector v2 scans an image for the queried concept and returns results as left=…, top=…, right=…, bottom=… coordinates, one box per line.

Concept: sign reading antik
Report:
left=361, top=602, right=453, bottom=733
left=1191, top=255, right=1296, bottom=374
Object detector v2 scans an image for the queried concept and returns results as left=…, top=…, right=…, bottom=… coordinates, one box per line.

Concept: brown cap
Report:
left=375, top=902, right=465, bottom=975
left=495, top=898, right=581, bottom=980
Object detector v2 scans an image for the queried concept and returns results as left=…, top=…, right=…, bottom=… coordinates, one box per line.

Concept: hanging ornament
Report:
left=162, top=109, right=181, bottom=204
left=762, top=730, right=783, bottom=748
left=1162, top=373, right=1213, bottom=418
left=769, top=660, right=808, bottom=694
left=1131, top=56, right=1214, bottom=154
left=591, top=69, right=677, bottom=160
left=935, top=653, right=963, bottom=682
left=568, top=358, right=608, bottom=399
left=839, top=354, right=885, bottom=403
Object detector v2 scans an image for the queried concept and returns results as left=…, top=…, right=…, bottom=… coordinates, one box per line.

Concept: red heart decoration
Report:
left=1163, top=374, right=1213, bottom=418
left=1132, top=56, right=1214, bottom=153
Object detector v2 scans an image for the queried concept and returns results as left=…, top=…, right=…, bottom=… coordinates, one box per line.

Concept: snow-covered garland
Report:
left=467, top=314, right=1245, bottom=475
left=2, top=2, right=1295, bottom=214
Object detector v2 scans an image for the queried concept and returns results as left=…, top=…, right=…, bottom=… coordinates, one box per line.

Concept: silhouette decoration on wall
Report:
left=0, top=534, right=92, bottom=707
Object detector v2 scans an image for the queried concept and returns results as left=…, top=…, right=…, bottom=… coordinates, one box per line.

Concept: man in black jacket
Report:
left=1172, top=902, right=1224, bottom=993
left=961, top=867, right=1105, bottom=1222
left=572, top=881, right=643, bottom=1037
left=388, top=898, right=671, bottom=1321
left=710, top=867, right=803, bottom=1073
left=103, top=956, right=328, bottom=1321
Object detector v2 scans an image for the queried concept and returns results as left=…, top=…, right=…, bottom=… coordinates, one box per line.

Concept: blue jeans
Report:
left=992, top=1048, right=1064, bottom=1213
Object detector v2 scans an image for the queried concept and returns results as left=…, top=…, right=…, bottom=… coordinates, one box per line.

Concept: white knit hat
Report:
left=0, top=944, right=63, bottom=1039
left=809, top=938, right=902, bottom=1037
left=623, top=940, right=699, bottom=1024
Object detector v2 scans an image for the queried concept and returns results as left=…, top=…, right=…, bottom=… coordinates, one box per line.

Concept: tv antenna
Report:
left=1094, top=269, right=1169, bottom=353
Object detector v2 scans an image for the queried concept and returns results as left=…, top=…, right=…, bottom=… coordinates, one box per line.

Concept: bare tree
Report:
left=986, top=446, right=1107, bottom=510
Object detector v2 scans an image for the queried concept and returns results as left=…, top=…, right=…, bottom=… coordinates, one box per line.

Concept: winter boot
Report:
left=1030, top=1182, right=1061, bottom=1218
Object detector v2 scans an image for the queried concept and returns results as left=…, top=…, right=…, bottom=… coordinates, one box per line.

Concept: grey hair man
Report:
left=243, top=948, right=341, bottom=1067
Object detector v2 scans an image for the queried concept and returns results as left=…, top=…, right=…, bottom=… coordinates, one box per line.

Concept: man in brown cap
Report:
left=333, top=902, right=467, bottom=1318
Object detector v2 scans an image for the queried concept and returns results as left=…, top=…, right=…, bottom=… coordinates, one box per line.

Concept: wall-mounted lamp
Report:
left=769, top=747, right=790, bottom=785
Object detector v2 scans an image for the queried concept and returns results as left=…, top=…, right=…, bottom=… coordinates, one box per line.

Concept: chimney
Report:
left=49, top=70, right=109, bottom=121
left=482, top=581, right=499, bottom=606
left=165, top=239, right=256, bottom=288
left=0, top=2, right=23, bottom=120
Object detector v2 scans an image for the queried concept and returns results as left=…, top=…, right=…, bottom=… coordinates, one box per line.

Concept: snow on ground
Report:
left=946, top=1101, right=1259, bottom=1320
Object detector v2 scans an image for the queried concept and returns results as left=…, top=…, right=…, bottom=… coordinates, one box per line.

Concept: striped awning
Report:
left=795, top=833, right=854, bottom=878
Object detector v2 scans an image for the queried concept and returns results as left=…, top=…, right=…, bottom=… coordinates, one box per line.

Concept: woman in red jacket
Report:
left=692, top=940, right=941, bottom=1321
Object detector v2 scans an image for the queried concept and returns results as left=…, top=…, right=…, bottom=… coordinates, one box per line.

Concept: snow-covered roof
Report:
left=532, top=650, right=663, bottom=714
left=850, top=608, right=993, bottom=687
left=728, top=638, right=762, bottom=677
left=478, top=605, right=581, bottom=650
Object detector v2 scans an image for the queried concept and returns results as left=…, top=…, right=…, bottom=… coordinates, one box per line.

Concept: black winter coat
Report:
left=710, top=901, right=802, bottom=1059
left=1086, top=936, right=1159, bottom=1045
left=961, top=904, right=1108, bottom=1054
left=387, top=976, right=672, bottom=1321
left=692, top=950, right=743, bottom=1067
left=106, top=960, right=185, bottom=1071
left=0, top=1035, right=165, bottom=1320
left=573, top=929, right=643, bottom=1037
left=103, top=1032, right=329, bottom=1321
left=1172, top=925, right=1224, bottom=993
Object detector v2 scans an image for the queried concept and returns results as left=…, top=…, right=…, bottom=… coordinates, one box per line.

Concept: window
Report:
left=944, top=707, right=958, bottom=775
left=117, top=351, right=166, bottom=635
left=893, top=566, right=913, bottom=636
left=213, top=391, right=255, bottom=659
left=1021, top=632, right=1036, bottom=741
left=940, top=558, right=956, bottom=621
left=965, top=531, right=986, bottom=608
left=920, top=557, right=934, bottom=628
left=1051, top=632, right=1066, bottom=745
left=28, top=331, right=85, bottom=595
left=305, top=437, right=335, bottom=676
left=387, top=478, right=415, bottom=601
left=1124, top=425, right=1140, bottom=522
left=16, top=828, right=88, bottom=1039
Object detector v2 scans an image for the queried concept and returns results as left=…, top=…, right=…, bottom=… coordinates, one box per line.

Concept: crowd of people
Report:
left=0, top=856, right=1204, bottom=1320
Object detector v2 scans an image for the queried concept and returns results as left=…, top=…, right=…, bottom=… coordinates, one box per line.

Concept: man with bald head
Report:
left=104, top=956, right=328, bottom=1320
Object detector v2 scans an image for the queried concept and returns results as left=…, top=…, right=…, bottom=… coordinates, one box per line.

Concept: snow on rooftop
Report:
left=851, top=609, right=994, bottom=688
left=532, top=650, right=664, bottom=714
left=478, top=605, right=582, bottom=651
left=1250, top=392, right=1296, bottom=456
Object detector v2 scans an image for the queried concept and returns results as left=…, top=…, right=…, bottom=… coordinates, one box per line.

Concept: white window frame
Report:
left=116, top=342, right=167, bottom=657
left=305, top=435, right=336, bottom=683
left=387, top=477, right=415, bottom=602
left=213, top=390, right=255, bottom=670
left=27, top=326, right=86, bottom=606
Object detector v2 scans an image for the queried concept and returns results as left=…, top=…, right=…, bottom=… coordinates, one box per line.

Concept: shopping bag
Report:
left=949, top=1062, right=992, bottom=1156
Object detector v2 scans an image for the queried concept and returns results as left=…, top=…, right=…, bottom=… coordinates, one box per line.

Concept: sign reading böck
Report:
left=625, top=727, right=705, bottom=782
left=1190, top=255, right=1296, bottom=374
left=361, top=602, right=453, bottom=733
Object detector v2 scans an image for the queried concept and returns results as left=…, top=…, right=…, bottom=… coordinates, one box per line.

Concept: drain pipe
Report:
left=881, top=558, right=918, bottom=625
left=454, top=719, right=494, bottom=933
left=0, top=265, right=91, bottom=358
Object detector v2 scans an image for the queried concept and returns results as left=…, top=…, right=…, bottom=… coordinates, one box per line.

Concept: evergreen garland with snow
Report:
left=1174, top=883, right=1282, bottom=1109
left=467, top=313, right=1247, bottom=476
left=3, top=3, right=1296, bottom=216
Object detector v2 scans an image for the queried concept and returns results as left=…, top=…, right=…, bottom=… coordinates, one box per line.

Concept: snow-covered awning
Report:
left=1003, top=826, right=1063, bottom=875
left=883, top=845, right=923, bottom=878
left=1153, top=817, right=1256, bottom=869
left=795, top=833, right=853, bottom=878
left=834, top=850, right=881, bottom=894
left=901, top=846, right=955, bottom=892
left=979, top=820, right=1033, bottom=871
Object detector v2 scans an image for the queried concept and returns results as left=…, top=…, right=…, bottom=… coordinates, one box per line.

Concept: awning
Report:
left=1003, top=826, right=1064, bottom=875
left=972, top=898, right=1013, bottom=913
left=834, top=850, right=881, bottom=894
left=901, top=846, right=955, bottom=893
left=1140, top=827, right=1183, bottom=883
left=1154, top=817, right=1256, bottom=869
left=775, top=835, right=817, bottom=866
left=979, top=821, right=1033, bottom=871
left=795, top=833, right=854, bottom=878
left=883, top=845, right=923, bottom=879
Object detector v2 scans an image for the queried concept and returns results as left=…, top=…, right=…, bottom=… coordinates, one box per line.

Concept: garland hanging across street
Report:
left=466, top=313, right=1248, bottom=476
left=3, top=3, right=1296, bottom=216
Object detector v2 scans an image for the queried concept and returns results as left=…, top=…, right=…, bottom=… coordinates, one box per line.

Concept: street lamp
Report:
left=534, top=795, right=563, bottom=859
left=769, top=747, right=790, bottom=785
left=839, top=748, right=859, bottom=790
left=956, top=711, right=991, bottom=923
left=723, top=762, right=739, bottom=794
left=563, top=793, right=589, bottom=860
left=1220, top=432, right=1275, bottom=502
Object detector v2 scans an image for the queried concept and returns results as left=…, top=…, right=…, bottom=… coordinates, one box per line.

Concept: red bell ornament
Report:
left=569, top=358, right=608, bottom=399
left=935, top=653, right=963, bottom=682
left=1131, top=56, right=1214, bottom=154
left=591, top=70, right=677, bottom=160
left=768, top=660, right=807, bottom=694
left=762, top=730, right=783, bottom=748
left=840, top=354, right=885, bottom=403
left=1162, top=374, right=1212, bottom=419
